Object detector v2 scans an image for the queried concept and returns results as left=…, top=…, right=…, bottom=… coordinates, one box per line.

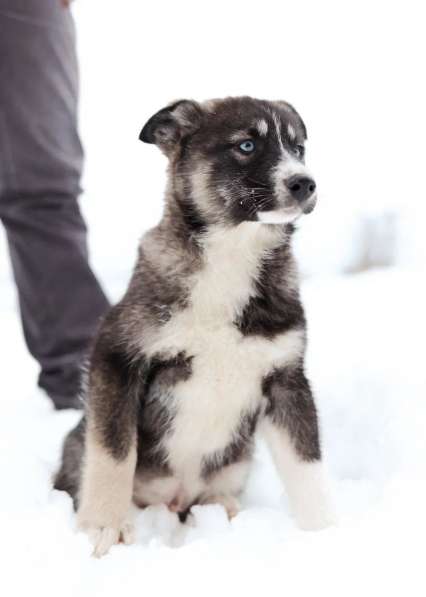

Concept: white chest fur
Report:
left=144, top=223, right=303, bottom=485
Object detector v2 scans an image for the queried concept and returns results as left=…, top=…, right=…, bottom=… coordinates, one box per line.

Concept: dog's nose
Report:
left=285, top=175, right=316, bottom=202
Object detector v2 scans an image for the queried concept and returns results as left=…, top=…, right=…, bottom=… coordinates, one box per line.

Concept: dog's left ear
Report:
left=139, top=100, right=203, bottom=155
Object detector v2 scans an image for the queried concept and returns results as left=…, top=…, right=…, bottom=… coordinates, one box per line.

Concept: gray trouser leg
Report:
left=0, top=1, right=110, bottom=407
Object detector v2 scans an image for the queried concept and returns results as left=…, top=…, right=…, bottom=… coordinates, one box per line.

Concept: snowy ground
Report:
left=1, top=265, right=425, bottom=596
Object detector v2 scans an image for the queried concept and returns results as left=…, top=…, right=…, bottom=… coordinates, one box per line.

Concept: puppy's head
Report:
left=140, top=97, right=317, bottom=227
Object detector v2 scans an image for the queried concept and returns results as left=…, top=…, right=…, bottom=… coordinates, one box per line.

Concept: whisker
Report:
left=246, top=176, right=270, bottom=189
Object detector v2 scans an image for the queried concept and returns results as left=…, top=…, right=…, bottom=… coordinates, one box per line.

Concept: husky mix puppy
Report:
left=54, top=96, right=335, bottom=556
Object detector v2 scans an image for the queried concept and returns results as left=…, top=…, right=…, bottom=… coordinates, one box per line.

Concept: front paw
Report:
left=78, top=517, right=135, bottom=557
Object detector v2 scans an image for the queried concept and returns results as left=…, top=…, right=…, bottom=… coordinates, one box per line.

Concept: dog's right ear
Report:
left=139, top=100, right=203, bottom=155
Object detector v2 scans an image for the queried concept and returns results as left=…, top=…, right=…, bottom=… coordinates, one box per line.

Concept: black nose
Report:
left=285, top=175, right=316, bottom=202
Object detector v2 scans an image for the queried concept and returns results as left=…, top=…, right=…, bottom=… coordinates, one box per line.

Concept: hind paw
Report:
left=200, top=494, right=240, bottom=519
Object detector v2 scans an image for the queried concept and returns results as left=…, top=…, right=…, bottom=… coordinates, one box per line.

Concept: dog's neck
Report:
left=137, top=178, right=296, bottom=321
left=162, top=178, right=293, bottom=256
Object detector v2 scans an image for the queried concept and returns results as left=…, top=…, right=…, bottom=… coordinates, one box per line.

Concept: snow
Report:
left=1, top=0, right=425, bottom=594
left=1, top=267, right=425, bottom=596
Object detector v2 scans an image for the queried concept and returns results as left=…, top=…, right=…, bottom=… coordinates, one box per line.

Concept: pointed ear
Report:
left=139, top=100, right=203, bottom=154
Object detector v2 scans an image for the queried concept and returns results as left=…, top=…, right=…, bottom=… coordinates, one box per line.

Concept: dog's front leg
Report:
left=77, top=423, right=137, bottom=557
left=77, top=338, right=141, bottom=556
left=261, top=363, right=336, bottom=530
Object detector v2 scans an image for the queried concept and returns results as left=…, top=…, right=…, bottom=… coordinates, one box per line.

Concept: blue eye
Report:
left=239, top=140, right=255, bottom=153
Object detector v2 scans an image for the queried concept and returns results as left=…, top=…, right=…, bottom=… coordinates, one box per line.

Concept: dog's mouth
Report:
left=257, top=206, right=301, bottom=224
left=301, top=194, right=317, bottom=215
left=257, top=194, right=317, bottom=224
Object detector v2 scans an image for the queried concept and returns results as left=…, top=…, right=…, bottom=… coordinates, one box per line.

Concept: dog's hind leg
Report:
left=261, top=363, right=336, bottom=530
left=198, top=494, right=241, bottom=519
left=54, top=416, right=86, bottom=510
left=197, top=461, right=251, bottom=520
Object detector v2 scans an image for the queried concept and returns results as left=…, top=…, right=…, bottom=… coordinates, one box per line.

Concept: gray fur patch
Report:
left=262, top=363, right=321, bottom=461
left=201, top=409, right=259, bottom=478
